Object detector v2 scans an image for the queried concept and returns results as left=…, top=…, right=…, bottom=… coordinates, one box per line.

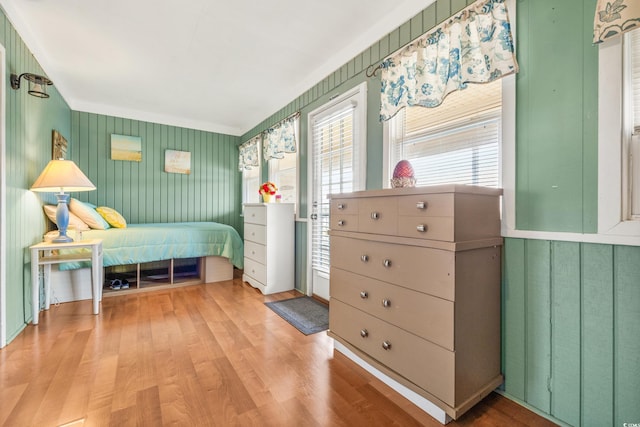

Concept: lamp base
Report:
left=54, top=192, right=74, bottom=243
left=52, top=234, right=73, bottom=243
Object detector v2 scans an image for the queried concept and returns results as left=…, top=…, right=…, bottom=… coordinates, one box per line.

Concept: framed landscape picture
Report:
left=111, top=134, right=142, bottom=162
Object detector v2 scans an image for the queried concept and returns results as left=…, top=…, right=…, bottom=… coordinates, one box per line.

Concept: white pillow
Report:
left=43, top=205, right=90, bottom=231
left=69, top=198, right=111, bottom=230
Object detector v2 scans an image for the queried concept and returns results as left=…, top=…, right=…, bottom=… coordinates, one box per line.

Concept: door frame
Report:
left=305, top=81, right=367, bottom=297
left=1, top=44, right=7, bottom=348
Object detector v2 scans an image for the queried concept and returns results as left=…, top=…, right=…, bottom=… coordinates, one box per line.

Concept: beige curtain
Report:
left=594, top=0, right=640, bottom=43
left=238, top=135, right=261, bottom=171
left=263, top=113, right=299, bottom=161
left=379, top=0, right=517, bottom=121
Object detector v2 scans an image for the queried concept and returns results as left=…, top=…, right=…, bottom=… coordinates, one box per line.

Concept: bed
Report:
left=56, top=221, right=244, bottom=271
left=46, top=221, right=244, bottom=303
left=42, top=197, right=245, bottom=301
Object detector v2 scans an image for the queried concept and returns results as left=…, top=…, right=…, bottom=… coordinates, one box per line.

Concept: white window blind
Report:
left=311, top=104, right=355, bottom=274
left=388, top=79, right=502, bottom=188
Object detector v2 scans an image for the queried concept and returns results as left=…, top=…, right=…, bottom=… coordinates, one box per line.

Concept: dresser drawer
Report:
left=243, top=257, right=266, bottom=284
left=244, top=223, right=266, bottom=245
left=397, top=216, right=455, bottom=241
left=244, top=205, right=266, bottom=225
left=330, top=214, right=358, bottom=232
left=331, top=236, right=455, bottom=301
left=358, top=197, right=397, bottom=235
left=331, top=198, right=358, bottom=215
left=331, top=268, right=454, bottom=350
left=244, top=240, right=266, bottom=264
left=397, top=193, right=454, bottom=217
left=330, top=299, right=455, bottom=406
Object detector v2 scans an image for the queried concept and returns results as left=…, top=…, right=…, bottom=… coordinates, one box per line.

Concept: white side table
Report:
left=29, top=239, right=103, bottom=325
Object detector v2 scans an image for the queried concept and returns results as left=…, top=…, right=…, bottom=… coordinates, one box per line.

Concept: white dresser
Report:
left=243, top=203, right=295, bottom=295
left=328, top=185, right=503, bottom=423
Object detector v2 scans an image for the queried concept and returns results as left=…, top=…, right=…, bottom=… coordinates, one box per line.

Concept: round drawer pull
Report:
left=337, top=203, right=345, bottom=210
left=416, top=201, right=427, bottom=209
left=361, top=255, right=369, bottom=263
left=360, top=291, right=368, bottom=299
left=360, top=329, right=369, bottom=338
left=371, top=211, right=380, bottom=220
left=383, top=259, right=392, bottom=268
left=337, top=220, right=345, bottom=226
left=416, top=224, right=427, bottom=233
left=382, top=341, right=392, bottom=351
left=382, top=299, right=391, bottom=308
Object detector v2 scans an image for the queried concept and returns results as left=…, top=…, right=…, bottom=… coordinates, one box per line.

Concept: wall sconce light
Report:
left=10, top=73, right=53, bottom=98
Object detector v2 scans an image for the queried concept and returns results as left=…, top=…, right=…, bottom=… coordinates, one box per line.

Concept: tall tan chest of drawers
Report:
left=243, top=203, right=294, bottom=295
left=328, top=185, right=503, bottom=423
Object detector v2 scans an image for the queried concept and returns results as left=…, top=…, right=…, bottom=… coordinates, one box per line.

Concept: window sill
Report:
left=502, top=226, right=640, bottom=247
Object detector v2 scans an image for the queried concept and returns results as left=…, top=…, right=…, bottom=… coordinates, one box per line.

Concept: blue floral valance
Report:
left=238, top=135, right=260, bottom=171
left=594, top=0, right=640, bottom=43
left=379, top=0, right=518, bottom=121
left=263, top=114, right=299, bottom=161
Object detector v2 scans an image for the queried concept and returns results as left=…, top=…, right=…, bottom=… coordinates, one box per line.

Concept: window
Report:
left=268, top=117, right=299, bottom=210
left=628, top=28, right=640, bottom=219
left=242, top=166, right=261, bottom=205
left=385, top=79, right=502, bottom=188
left=269, top=152, right=297, bottom=204
left=240, top=138, right=261, bottom=206
left=598, top=28, right=640, bottom=238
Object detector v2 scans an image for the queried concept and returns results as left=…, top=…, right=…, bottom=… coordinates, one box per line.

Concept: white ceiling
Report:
left=1, top=0, right=434, bottom=136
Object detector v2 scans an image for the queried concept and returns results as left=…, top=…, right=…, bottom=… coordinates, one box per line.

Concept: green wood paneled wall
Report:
left=70, top=112, right=241, bottom=232
left=503, top=238, right=640, bottom=426
left=1, top=10, right=72, bottom=341
left=515, top=0, right=598, bottom=233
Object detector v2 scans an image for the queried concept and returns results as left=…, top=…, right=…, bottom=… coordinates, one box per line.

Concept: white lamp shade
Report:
left=31, top=159, right=96, bottom=193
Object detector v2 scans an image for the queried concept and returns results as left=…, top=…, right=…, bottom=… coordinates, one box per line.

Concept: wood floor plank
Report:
left=34, top=330, right=92, bottom=425
left=136, top=385, right=163, bottom=426
left=0, top=275, right=558, bottom=427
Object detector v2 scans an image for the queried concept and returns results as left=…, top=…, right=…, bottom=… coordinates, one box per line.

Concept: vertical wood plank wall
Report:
left=503, top=239, right=640, bottom=426
left=1, top=10, right=72, bottom=341
left=514, top=0, right=598, bottom=233
left=70, top=112, right=241, bottom=232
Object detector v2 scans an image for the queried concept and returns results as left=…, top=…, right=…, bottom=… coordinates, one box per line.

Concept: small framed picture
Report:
left=52, top=130, right=68, bottom=160
left=165, top=149, right=191, bottom=174
left=111, top=134, right=142, bottom=162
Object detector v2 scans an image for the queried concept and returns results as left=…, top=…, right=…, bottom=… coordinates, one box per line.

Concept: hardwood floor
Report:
left=0, top=275, right=557, bottom=427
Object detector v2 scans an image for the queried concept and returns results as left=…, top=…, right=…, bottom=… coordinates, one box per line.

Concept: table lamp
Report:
left=31, top=159, right=96, bottom=243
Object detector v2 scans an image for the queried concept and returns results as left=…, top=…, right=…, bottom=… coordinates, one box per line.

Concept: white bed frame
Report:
left=49, top=255, right=233, bottom=303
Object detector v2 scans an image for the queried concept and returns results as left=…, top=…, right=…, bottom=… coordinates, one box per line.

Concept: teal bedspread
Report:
left=59, top=222, right=244, bottom=270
